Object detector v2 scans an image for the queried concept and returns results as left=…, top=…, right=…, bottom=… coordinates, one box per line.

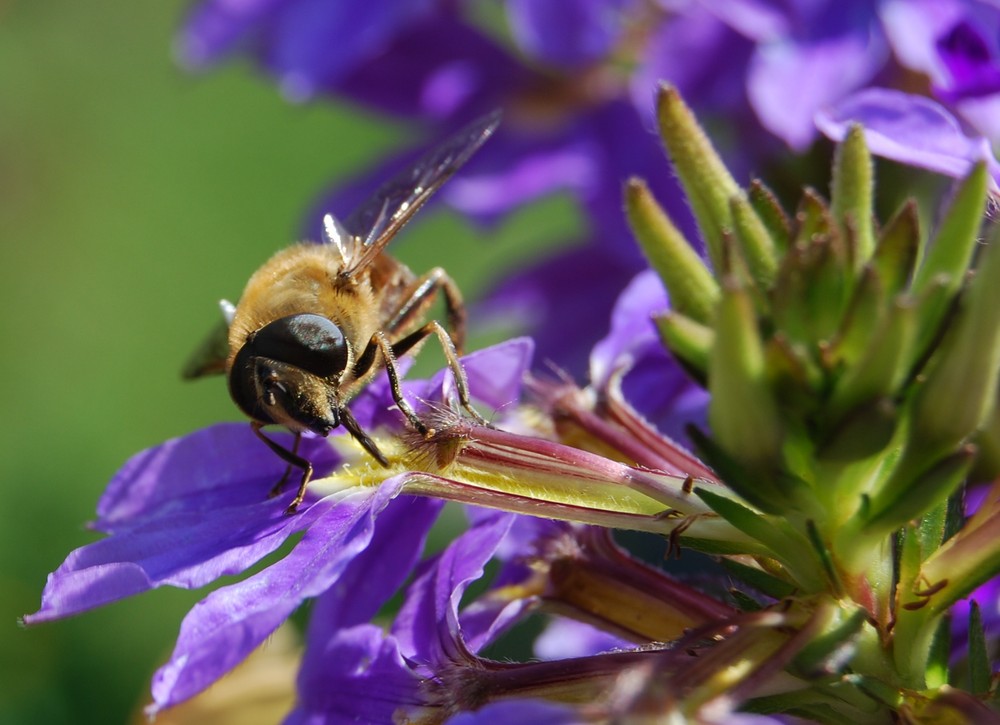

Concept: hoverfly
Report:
left=184, top=112, right=500, bottom=512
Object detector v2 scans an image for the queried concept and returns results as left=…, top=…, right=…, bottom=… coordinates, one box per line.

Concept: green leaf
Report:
left=926, top=615, right=950, bottom=689
left=968, top=601, right=990, bottom=695
left=911, top=162, right=988, bottom=295
left=872, top=200, right=920, bottom=298
left=830, top=124, right=875, bottom=268
left=708, top=281, right=785, bottom=473
left=792, top=609, right=867, bottom=678
left=773, top=192, right=850, bottom=347
left=828, top=265, right=885, bottom=368
left=653, top=310, right=712, bottom=382
left=748, top=178, right=792, bottom=253
left=911, top=222, right=1000, bottom=460
left=865, top=446, right=975, bottom=537
left=730, top=193, right=779, bottom=290
left=728, top=588, right=764, bottom=612
left=765, top=333, right=823, bottom=414
left=807, top=519, right=843, bottom=595
left=826, top=298, right=916, bottom=425
left=720, top=558, right=796, bottom=599
left=686, top=426, right=786, bottom=513
left=655, top=83, right=742, bottom=272
left=795, top=188, right=836, bottom=246
left=695, top=486, right=823, bottom=590
left=625, top=177, right=719, bottom=324
left=816, top=397, right=898, bottom=462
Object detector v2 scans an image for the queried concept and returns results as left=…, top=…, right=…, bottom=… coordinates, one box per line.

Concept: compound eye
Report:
left=250, top=314, right=349, bottom=378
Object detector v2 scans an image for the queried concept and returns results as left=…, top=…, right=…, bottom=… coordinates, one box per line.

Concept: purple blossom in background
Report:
left=176, top=0, right=1000, bottom=381
left=819, top=1, right=1000, bottom=186
left=589, top=269, right=708, bottom=444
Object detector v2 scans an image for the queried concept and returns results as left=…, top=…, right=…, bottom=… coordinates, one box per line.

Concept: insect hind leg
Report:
left=386, top=267, right=468, bottom=354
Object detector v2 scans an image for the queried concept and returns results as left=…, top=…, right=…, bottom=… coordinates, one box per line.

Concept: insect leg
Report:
left=390, top=321, right=489, bottom=427
left=357, top=331, right=431, bottom=435
left=268, top=429, right=303, bottom=497
left=338, top=404, right=390, bottom=466
left=251, top=422, right=312, bottom=514
left=385, top=267, right=468, bottom=354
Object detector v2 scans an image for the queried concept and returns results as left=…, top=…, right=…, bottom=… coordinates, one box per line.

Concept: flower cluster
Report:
left=175, top=0, right=1000, bottom=376
left=27, top=84, right=1000, bottom=721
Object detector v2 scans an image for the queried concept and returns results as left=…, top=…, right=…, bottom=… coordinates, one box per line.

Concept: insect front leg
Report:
left=389, top=321, right=490, bottom=427
left=386, top=267, right=468, bottom=354
left=356, top=331, right=431, bottom=435
left=251, top=422, right=313, bottom=513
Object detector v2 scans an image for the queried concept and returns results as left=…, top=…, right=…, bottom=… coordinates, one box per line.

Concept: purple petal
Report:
left=23, top=425, right=343, bottom=625
left=633, top=6, right=754, bottom=117
left=287, top=625, right=425, bottom=724
left=148, top=479, right=407, bottom=712
left=176, top=0, right=284, bottom=69
left=534, top=617, right=631, bottom=660
left=815, top=88, right=1000, bottom=184
left=304, top=125, right=585, bottom=239
left=748, top=25, right=887, bottom=149
left=260, top=0, right=434, bottom=101
left=24, top=496, right=328, bottom=624
left=330, top=14, right=527, bottom=119
left=392, top=511, right=514, bottom=666
left=440, top=127, right=597, bottom=227
left=445, top=700, right=583, bottom=724
left=290, top=495, right=442, bottom=722
left=457, top=510, right=570, bottom=653
left=696, top=0, right=790, bottom=41
left=951, top=578, right=1000, bottom=653
left=589, top=270, right=667, bottom=390
left=506, top=0, right=635, bottom=69
left=309, top=495, right=443, bottom=629
left=951, top=93, right=1000, bottom=144
left=348, top=340, right=534, bottom=433
left=590, top=270, right=708, bottom=440
left=880, top=0, right=957, bottom=73
left=478, top=243, right=639, bottom=377
left=580, top=100, right=698, bottom=255
left=424, top=338, right=535, bottom=415
left=95, top=423, right=337, bottom=529
left=935, top=20, right=1000, bottom=102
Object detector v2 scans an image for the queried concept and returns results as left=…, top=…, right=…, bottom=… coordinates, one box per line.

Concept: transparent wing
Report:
left=182, top=300, right=235, bottom=379
left=182, top=318, right=230, bottom=378
left=341, top=110, right=501, bottom=275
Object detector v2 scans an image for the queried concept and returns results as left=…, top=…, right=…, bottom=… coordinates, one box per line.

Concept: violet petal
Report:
left=506, top=0, right=635, bottom=69
left=748, top=26, right=887, bottom=149
left=815, top=87, right=1000, bottom=184
left=290, top=495, right=442, bottom=722
left=148, top=478, right=407, bottom=712
left=392, top=511, right=515, bottom=665
left=261, top=0, right=434, bottom=101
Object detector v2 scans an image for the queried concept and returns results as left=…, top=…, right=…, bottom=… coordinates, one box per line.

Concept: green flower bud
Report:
left=625, top=177, right=719, bottom=324
left=655, top=83, right=742, bottom=272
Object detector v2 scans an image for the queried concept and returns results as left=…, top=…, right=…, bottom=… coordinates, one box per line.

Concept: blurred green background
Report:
left=0, top=3, right=575, bottom=723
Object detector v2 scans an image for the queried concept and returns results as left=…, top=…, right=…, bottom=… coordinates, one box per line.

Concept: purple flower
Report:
left=23, top=341, right=533, bottom=713
left=287, top=509, right=517, bottom=723
left=816, top=2, right=1000, bottom=184
left=589, top=269, right=708, bottom=443
left=176, top=1, right=1000, bottom=382
left=815, top=87, right=1000, bottom=187
left=950, top=484, right=1000, bottom=657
